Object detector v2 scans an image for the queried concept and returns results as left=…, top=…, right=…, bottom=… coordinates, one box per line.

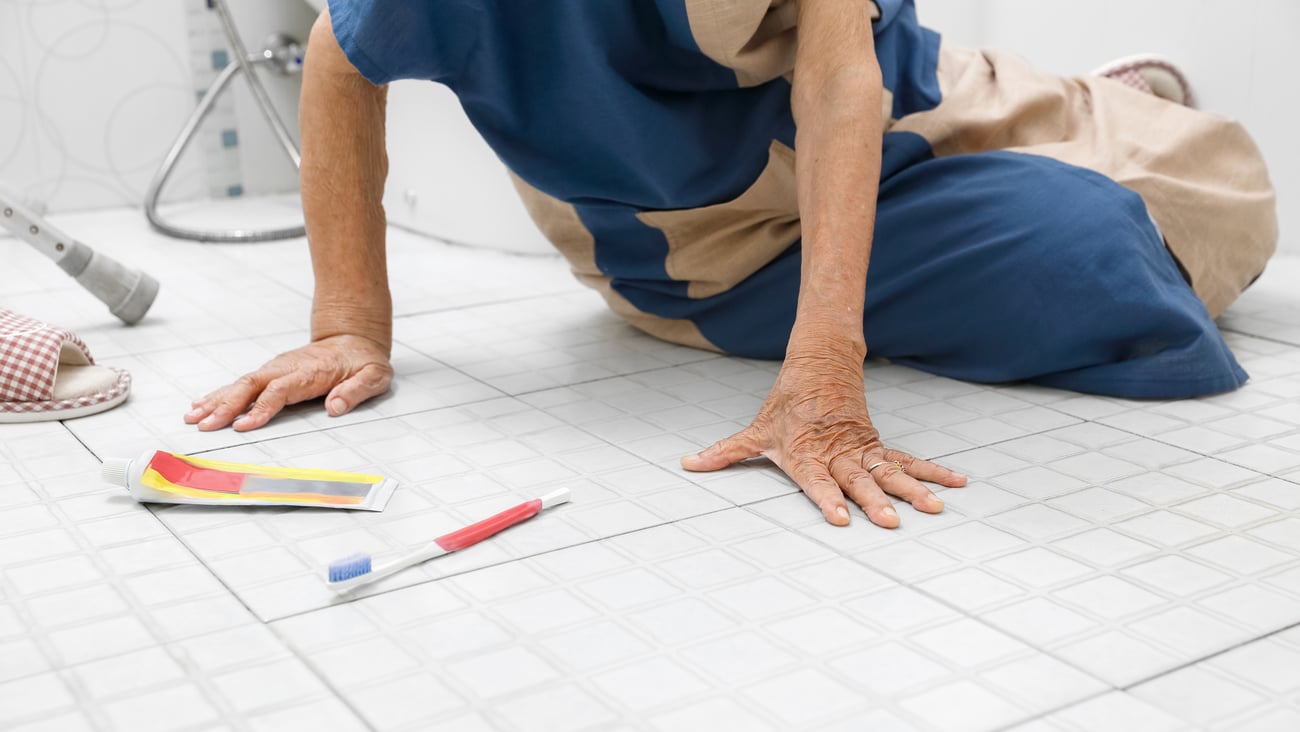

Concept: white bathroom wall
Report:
left=221, top=0, right=316, bottom=197
left=383, top=82, right=552, bottom=254
left=0, top=0, right=201, bottom=211
left=0, top=0, right=311, bottom=214
left=918, top=0, right=1299, bottom=253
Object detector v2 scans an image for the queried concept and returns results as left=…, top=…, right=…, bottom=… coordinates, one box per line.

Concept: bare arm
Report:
left=301, top=9, right=392, bottom=351
left=788, top=0, right=880, bottom=360
left=684, top=0, right=965, bottom=526
left=185, top=10, right=396, bottom=431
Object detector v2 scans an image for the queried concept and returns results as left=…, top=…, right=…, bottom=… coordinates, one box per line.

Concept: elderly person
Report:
left=185, top=0, right=1276, bottom=528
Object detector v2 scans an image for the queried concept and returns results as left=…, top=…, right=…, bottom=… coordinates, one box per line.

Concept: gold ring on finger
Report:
left=866, top=460, right=904, bottom=475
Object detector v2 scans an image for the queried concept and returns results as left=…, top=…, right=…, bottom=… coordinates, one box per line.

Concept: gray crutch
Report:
left=1, top=185, right=159, bottom=325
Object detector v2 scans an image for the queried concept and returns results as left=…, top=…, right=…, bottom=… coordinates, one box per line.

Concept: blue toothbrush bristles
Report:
left=328, top=553, right=373, bottom=583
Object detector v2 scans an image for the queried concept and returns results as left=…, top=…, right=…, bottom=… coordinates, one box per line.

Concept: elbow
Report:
left=308, top=7, right=335, bottom=54
left=791, top=61, right=883, bottom=126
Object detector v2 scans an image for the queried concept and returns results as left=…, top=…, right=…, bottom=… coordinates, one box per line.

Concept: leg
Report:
left=863, top=148, right=1245, bottom=398
left=891, top=43, right=1277, bottom=319
left=698, top=148, right=1246, bottom=399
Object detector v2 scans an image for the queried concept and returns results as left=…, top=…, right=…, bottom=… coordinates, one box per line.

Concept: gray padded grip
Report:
left=62, top=242, right=160, bottom=325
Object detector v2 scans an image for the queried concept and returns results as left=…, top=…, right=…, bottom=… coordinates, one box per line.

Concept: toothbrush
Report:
left=325, top=488, right=571, bottom=592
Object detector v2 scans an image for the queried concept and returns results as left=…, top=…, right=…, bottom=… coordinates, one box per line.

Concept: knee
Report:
left=1001, top=161, right=1175, bottom=300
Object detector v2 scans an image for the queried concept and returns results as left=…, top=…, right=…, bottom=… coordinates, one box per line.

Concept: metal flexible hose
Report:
left=145, top=0, right=305, bottom=243
left=213, top=0, right=301, bottom=169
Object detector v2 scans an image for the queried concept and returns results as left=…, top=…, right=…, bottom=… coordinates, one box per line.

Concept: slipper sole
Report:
left=0, top=367, right=130, bottom=423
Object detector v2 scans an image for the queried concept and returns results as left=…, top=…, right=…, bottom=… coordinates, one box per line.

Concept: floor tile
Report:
left=272, top=509, right=1106, bottom=731
left=3, top=205, right=1297, bottom=730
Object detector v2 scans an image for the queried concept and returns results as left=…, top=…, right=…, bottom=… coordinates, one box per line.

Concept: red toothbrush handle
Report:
left=434, top=499, right=543, bottom=552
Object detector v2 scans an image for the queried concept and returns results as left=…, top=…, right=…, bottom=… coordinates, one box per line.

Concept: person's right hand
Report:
left=183, top=334, right=393, bottom=432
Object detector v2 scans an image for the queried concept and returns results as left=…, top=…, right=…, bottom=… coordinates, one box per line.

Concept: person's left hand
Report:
left=681, top=352, right=967, bottom=527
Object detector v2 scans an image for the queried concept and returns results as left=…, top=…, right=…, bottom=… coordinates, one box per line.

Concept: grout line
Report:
left=263, top=623, right=382, bottom=732
left=1220, top=326, right=1300, bottom=350
left=59, top=420, right=102, bottom=463
left=391, top=319, right=722, bottom=400
left=505, top=356, right=725, bottom=399
left=726, top=415, right=1300, bottom=731
left=10, top=202, right=1299, bottom=730
left=263, top=503, right=743, bottom=624
left=1058, top=403, right=1300, bottom=484
left=184, top=389, right=512, bottom=457
left=20, top=426, right=377, bottom=730
left=64, top=408, right=385, bottom=730
left=994, top=617, right=1300, bottom=731
left=36, top=289, right=1299, bottom=729
left=730, top=482, right=1123, bottom=721
left=1118, top=616, right=1300, bottom=692
left=390, top=289, right=586, bottom=321
left=93, top=327, right=312, bottom=360
left=990, top=687, right=1115, bottom=732
left=133, top=476, right=382, bottom=729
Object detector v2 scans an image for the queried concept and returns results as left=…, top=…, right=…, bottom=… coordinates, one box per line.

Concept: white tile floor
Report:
left=1, top=200, right=1298, bottom=732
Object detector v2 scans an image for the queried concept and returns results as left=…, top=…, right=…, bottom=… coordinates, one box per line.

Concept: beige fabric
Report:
left=506, top=23, right=1275, bottom=341
left=683, top=0, right=881, bottom=87
left=49, top=341, right=101, bottom=402
left=508, top=174, right=720, bottom=352
left=890, top=43, right=1278, bottom=318
left=51, top=364, right=119, bottom=402
left=638, top=141, right=800, bottom=299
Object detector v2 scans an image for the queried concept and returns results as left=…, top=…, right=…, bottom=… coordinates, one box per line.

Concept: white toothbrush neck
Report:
left=332, top=543, right=447, bottom=593
left=327, top=490, right=570, bottom=593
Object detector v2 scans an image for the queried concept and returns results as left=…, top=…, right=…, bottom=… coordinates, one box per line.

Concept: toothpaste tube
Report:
left=100, top=450, right=397, bottom=511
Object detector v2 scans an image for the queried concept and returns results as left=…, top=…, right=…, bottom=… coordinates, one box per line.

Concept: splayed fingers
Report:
left=680, top=353, right=967, bottom=528
left=685, top=424, right=967, bottom=529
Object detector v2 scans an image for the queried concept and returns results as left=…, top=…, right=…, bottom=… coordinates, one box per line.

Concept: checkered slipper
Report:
left=0, top=309, right=130, bottom=423
left=1092, top=54, right=1197, bottom=108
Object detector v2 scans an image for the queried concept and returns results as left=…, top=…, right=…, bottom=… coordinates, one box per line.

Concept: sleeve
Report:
left=327, top=0, right=448, bottom=84
left=662, top=0, right=891, bottom=88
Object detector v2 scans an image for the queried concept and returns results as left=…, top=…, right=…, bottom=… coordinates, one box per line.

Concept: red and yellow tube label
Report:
left=138, top=451, right=383, bottom=505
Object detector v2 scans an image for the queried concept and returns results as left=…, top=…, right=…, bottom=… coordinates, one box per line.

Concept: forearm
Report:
left=300, top=11, right=392, bottom=351
left=789, top=1, right=883, bottom=363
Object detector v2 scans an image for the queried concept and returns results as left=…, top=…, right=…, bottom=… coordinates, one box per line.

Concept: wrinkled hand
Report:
left=682, top=354, right=966, bottom=528
left=183, top=334, right=393, bottom=432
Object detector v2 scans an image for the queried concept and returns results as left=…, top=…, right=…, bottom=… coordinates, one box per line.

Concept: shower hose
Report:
left=145, top=0, right=305, bottom=242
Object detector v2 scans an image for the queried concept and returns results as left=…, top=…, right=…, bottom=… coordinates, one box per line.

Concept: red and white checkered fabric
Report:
left=1104, top=67, right=1155, bottom=96
left=0, top=309, right=129, bottom=415
left=1096, top=57, right=1196, bottom=108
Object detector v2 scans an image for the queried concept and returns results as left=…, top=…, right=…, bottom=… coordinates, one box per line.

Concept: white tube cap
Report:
left=101, top=458, right=133, bottom=488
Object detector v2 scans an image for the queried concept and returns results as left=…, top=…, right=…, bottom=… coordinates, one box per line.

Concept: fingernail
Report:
left=883, top=506, right=898, bottom=518
left=198, top=416, right=215, bottom=429
left=185, top=408, right=202, bottom=419
left=233, top=416, right=247, bottom=427
left=835, top=506, right=850, bottom=521
left=329, top=398, right=347, bottom=415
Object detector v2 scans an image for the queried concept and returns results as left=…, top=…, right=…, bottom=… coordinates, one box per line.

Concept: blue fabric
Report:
left=327, top=0, right=931, bottom=207
left=693, top=141, right=1247, bottom=398
left=873, top=1, right=943, bottom=118
left=327, top=0, right=468, bottom=84
left=327, top=0, right=1247, bottom=398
